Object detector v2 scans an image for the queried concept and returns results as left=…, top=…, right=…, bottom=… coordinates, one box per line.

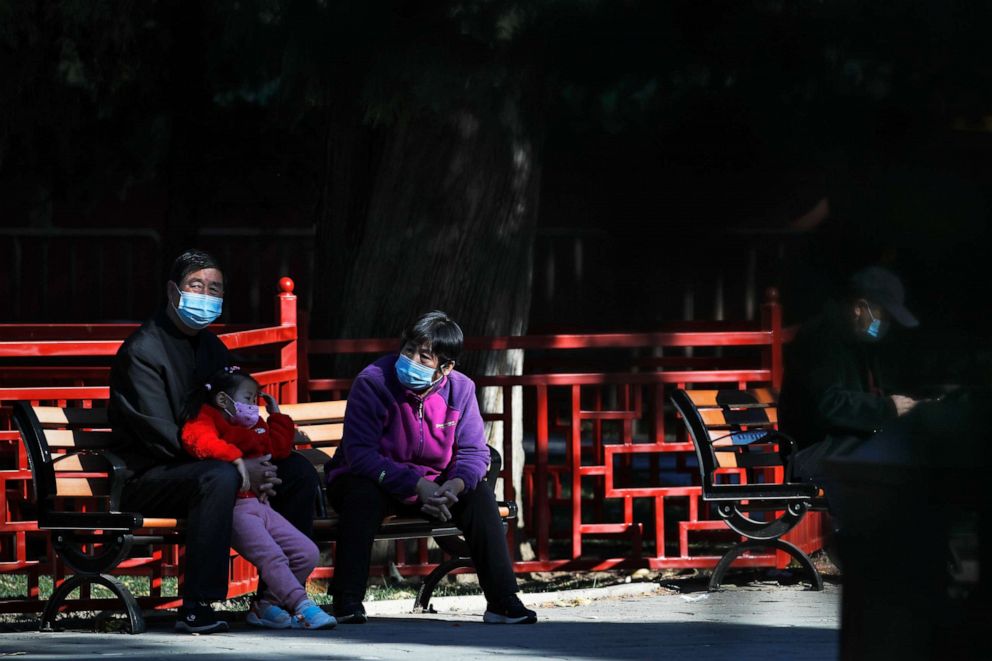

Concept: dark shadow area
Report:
left=826, top=387, right=992, bottom=660
left=0, top=619, right=839, bottom=661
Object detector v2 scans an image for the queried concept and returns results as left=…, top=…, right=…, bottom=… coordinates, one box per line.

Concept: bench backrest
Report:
left=671, top=388, right=783, bottom=491
left=12, top=402, right=120, bottom=522
left=267, top=400, right=347, bottom=478
left=12, top=399, right=348, bottom=525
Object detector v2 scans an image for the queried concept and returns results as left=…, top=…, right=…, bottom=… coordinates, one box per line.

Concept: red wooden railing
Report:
left=0, top=279, right=299, bottom=612
left=303, top=289, right=823, bottom=576
left=0, top=280, right=822, bottom=615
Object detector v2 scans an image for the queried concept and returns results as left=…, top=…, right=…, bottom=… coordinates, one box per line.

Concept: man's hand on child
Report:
left=232, top=457, right=251, bottom=492
left=243, top=453, right=281, bottom=500
left=259, top=392, right=280, bottom=414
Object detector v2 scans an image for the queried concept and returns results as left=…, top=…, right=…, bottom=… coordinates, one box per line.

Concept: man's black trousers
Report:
left=121, top=452, right=319, bottom=602
left=326, top=474, right=517, bottom=609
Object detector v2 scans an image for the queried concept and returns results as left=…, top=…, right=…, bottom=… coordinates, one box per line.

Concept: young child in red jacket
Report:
left=181, top=366, right=334, bottom=630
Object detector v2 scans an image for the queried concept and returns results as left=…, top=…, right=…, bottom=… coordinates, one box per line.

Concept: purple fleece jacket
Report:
left=324, top=354, right=490, bottom=499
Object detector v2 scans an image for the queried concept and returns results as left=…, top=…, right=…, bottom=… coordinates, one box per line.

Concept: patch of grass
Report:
left=0, top=573, right=27, bottom=598
left=0, top=574, right=179, bottom=600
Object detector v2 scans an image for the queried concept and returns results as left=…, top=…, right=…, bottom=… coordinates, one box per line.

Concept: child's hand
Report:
left=232, top=458, right=250, bottom=492
left=259, top=392, right=280, bottom=414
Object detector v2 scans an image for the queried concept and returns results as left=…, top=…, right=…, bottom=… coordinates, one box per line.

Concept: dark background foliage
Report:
left=2, top=0, right=990, bottom=385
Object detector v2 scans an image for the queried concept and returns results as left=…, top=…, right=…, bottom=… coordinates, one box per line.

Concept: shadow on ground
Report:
left=0, top=619, right=837, bottom=661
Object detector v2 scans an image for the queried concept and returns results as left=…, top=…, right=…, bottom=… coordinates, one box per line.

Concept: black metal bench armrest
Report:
left=486, top=445, right=503, bottom=491
left=756, top=430, right=801, bottom=464
left=41, top=511, right=145, bottom=532
left=704, top=482, right=819, bottom=501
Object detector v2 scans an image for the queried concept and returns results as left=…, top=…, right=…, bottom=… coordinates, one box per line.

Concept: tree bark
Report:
left=321, top=83, right=545, bottom=523
left=311, top=98, right=381, bottom=339
left=331, top=83, right=543, bottom=351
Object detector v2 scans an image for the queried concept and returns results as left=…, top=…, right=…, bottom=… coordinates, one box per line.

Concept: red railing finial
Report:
left=764, top=286, right=780, bottom=304
left=279, top=277, right=295, bottom=294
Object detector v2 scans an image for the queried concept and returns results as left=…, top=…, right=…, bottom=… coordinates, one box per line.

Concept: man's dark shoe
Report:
left=483, top=594, right=537, bottom=624
left=333, top=602, right=367, bottom=624
left=175, top=602, right=230, bottom=634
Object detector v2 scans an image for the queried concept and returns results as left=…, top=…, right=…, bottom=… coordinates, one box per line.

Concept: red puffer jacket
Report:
left=181, top=405, right=295, bottom=463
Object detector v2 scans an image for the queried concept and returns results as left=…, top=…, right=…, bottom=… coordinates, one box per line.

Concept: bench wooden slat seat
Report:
left=276, top=400, right=347, bottom=423
left=14, top=397, right=516, bottom=633
left=33, top=406, right=112, bottom=428
left=671, top=388, right=823, bottom=591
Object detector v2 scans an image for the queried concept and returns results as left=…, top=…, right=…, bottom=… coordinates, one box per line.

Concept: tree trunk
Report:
left=311, top=98, right=381, bottom=339
left=334, top=103, right=541, bottom=349
left=323, top=85, right=545, bottom=524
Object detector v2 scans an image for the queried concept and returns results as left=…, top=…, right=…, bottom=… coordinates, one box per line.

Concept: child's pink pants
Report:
left=230, top=497, right=319, bottom=610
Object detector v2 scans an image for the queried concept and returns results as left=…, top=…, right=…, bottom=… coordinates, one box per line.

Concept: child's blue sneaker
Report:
left=246, top=602, right=293, bottom=629
left=291, top=599, right=336, bottom=630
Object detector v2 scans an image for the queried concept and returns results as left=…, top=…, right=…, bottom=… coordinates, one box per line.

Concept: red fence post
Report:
left=277, top=277, right=298, bottom=404
left=535, top=385, right=550, bottom=562
left=761, top=287, right=783, bottom=389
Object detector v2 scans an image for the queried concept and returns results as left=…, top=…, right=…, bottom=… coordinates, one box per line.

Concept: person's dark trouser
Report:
left=790, top=434, right=864, bottom=487
left=789, top=434, right=867, bottom=524
left=327, top=474, right=517, bottom=608
left=268, top=452, right=321, bottom=540
left=122, top=459, right=240, bottom=603
left=121, top=452, right=320, bottom=604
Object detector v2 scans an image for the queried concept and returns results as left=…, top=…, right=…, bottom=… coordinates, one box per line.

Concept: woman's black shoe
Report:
left=333, top=603, right=368, bottom=624
left=483, top=594, right=537, bottom=624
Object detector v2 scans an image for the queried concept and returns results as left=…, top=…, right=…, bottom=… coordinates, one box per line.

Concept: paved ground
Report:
left=0, top=582, right=840, bottom=660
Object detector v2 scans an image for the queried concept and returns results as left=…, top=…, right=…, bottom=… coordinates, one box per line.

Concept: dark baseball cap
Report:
left=849, top=266, right=919, bottom=328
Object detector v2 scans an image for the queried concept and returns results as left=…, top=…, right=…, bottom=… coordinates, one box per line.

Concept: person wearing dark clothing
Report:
left=823, top=385, right=992, bottom=659
left=108, top=249, right=319, bottom=634
left=110, top=309, right=232, bottom=475
left=779, top=266, right=921, bottom=485
left=325, top=311, right=536, bottom=625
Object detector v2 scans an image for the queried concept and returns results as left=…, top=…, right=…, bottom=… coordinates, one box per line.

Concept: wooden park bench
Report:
left=670, top=387, right=823, bottom=590
left=13, top=398, right=515, bottom=633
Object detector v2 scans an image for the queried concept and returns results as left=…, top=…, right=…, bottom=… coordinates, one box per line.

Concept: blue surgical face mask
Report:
left=172, top=284, right=223, bottom=330
left=865, top=306, right=884, bottom=340
left=395, top=353, right=439, bottom=391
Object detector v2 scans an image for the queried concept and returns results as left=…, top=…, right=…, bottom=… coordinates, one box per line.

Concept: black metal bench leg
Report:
left=414, top=557, right=475, bottom=614
left=709, top=538, right=823, bottom=592
left=41, top=574, right=146, bottom=634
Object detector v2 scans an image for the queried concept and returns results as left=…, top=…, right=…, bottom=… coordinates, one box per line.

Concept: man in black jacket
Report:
left=109, top=249, right=319, bottom=633
left=779, top=266, right=921, bottom=486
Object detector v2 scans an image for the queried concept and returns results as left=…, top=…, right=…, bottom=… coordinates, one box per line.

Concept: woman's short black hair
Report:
left=401, top=311, right=464, bottom=365
left=168, top=249, right=223, bottom=285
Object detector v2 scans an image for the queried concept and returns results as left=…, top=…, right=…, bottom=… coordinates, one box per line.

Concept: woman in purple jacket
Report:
left=325, top=311, right=536, bottom=625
